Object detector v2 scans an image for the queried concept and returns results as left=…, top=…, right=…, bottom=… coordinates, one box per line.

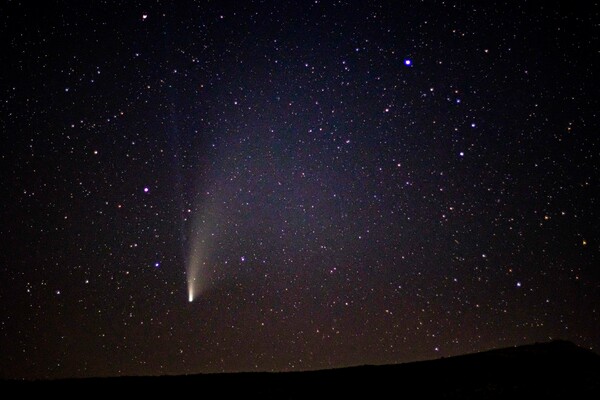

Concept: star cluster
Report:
left=0, top=1, right=597, bottom=379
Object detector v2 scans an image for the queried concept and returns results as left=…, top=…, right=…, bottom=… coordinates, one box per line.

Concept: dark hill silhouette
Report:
left=3, top=340, right=599, bottom=398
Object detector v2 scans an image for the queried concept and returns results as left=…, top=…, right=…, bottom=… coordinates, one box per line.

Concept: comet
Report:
left=185, top=165, right=229, bottom=303
left=186, top=202, right=218, bottom=302
left=186, top=231, right=206, bottom=303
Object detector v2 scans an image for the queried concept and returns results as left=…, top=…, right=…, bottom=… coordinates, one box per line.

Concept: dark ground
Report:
left=2, top=341, right=598, bottom=398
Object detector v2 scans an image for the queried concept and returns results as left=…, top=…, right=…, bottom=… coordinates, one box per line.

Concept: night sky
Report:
left=1, top=1, right=598, bottom=379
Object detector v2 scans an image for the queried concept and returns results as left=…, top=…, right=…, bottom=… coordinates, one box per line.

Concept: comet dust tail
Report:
left=186, top=235, right=204, bottom=302
left=186, top=208, right=215, bottom=302
left=185, top=169, right=226, bottom=303
left=186, top=249, right=201, bottom=302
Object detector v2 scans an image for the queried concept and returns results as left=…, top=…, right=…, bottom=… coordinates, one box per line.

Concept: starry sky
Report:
left=1, top=1, right=598, bottom=379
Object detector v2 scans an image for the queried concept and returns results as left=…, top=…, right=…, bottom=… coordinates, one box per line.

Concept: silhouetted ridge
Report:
left=2, top=341, right=598, bottom=398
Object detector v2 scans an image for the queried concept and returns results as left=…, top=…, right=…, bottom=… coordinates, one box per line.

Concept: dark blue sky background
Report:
left=1, top=1, right=598, bottom=379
